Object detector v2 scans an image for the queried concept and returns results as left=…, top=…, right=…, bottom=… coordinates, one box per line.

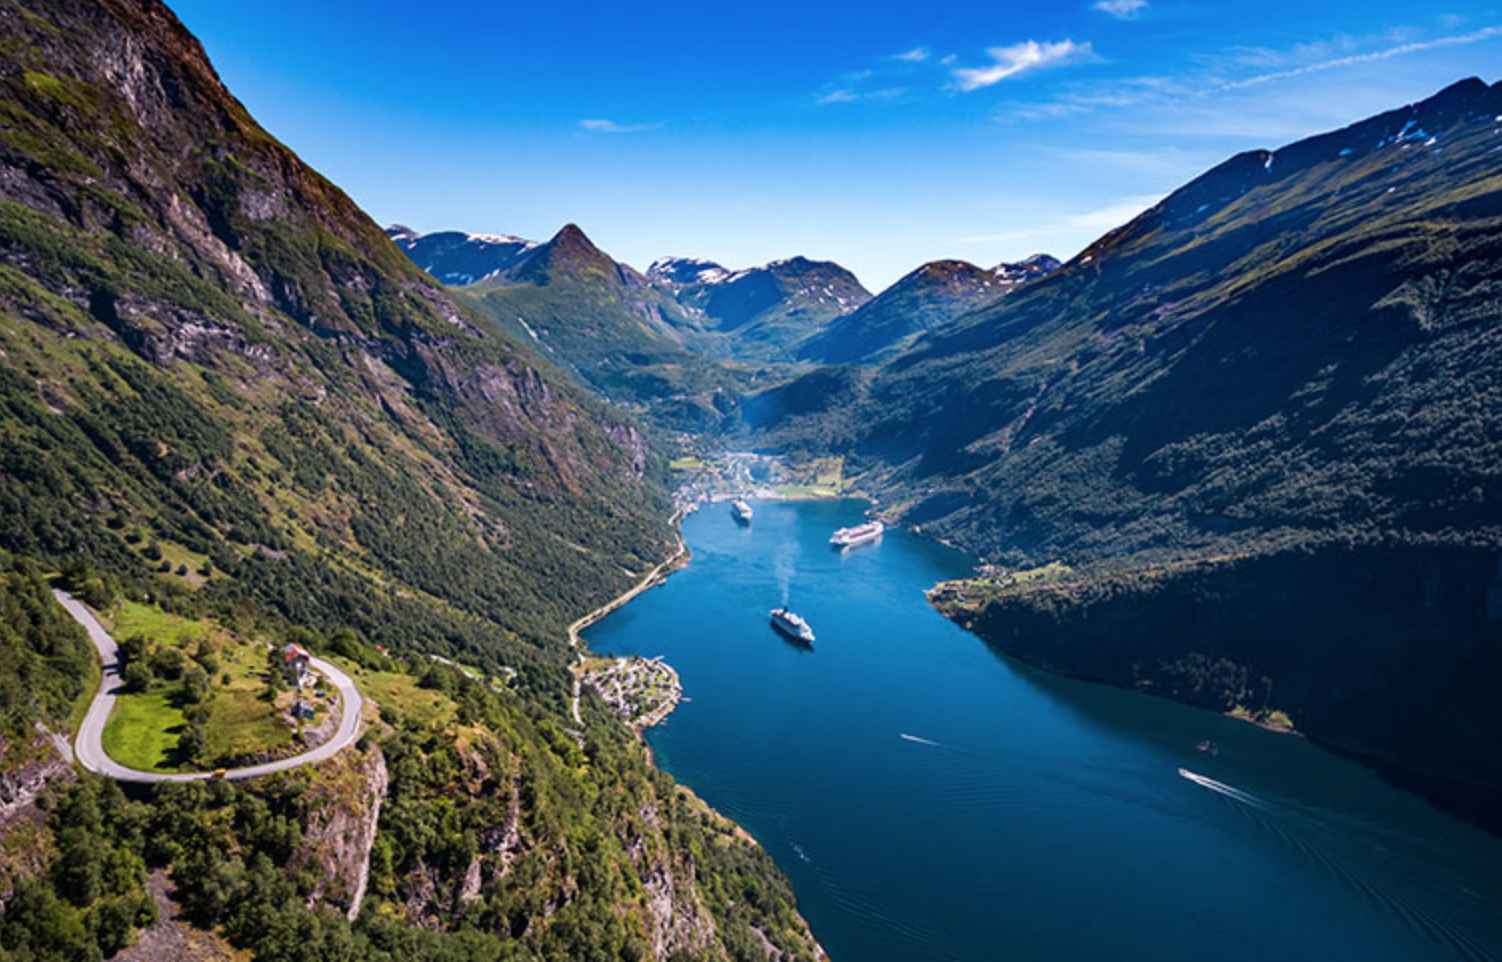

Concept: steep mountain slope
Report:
left=748, top=78, right=1502, bottom=824
left=385, top=225, right=536, bottom=285
left=798, top=255, right=1058, bottom=364
left=0, top=2, right=822, bottom=958
left=0, top=3, right=671, bottom=694
left=454, top=224, right=750, bottom=426
left=660, top=255, right=872, bottom=356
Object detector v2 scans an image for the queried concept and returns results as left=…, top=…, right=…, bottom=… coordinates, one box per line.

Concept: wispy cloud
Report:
left=960, top=194, right=1163, bottom=245
left=1218, top=24, right=1502, bottom=90
left=818, top=87, right=907, bottom=106
left=998, top=22, right=1502, bottom=125
left=1094, top=0, right=1147, bottom=19
left=952, top=40, right=1097, bottom=92
left=892, top=47, right=930, bottom=63
left=578, top=118, right=661, bottom=134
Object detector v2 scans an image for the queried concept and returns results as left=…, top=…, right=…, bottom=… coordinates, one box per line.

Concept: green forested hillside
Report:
left=0, top=1, right=820, bottom=958
left=458, top=225, right=755, bottom=430
left=0, top=0, right=675, bottom=705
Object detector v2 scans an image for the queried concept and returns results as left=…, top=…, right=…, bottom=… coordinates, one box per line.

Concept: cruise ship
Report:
left=731, top=499, right=753, bottom=524
left=830, top=520, right=884, bottom=548
left=769, top=607, right=815, bottom=645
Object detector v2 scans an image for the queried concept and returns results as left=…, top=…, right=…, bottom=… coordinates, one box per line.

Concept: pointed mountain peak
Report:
left=551, top=222, right=597, bottom=250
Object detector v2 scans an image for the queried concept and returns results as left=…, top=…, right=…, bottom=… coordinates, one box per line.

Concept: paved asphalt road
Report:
left=54, top=589, right=363, bottom=783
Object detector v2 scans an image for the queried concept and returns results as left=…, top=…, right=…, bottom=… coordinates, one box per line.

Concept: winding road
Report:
left=54, top=589, right=363, bottom=783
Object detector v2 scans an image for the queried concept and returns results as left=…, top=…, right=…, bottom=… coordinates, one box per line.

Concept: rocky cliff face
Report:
left=296, top=742, right=389, bottom=920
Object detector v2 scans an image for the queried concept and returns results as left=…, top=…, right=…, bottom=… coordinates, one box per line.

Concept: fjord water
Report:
left=586, top=500, right=1502, bottom=962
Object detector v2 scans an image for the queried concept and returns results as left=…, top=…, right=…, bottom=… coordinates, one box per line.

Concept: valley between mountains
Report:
left=391, top=77, right=1502, bottom=834
left=0, top=0, right=1500, bottom=959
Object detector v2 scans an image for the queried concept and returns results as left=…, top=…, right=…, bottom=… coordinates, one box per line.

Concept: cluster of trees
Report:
left=0, top=560, right=94, bottom=737
left=0, top=779, right=156, bottom=961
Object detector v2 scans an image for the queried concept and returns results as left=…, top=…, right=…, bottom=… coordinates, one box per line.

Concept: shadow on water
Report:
left=769, top=624, right=815, bottom=654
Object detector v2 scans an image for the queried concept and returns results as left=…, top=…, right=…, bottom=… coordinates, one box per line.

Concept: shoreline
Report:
left=567, top=507, right=690, bottom=730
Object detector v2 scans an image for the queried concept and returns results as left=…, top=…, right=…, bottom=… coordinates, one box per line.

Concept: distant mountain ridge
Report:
left=800, top=254, right=1059, bottom=364
left=384, top=224, right=536, bottom=284
left=393, top=225, right=874, bottom=359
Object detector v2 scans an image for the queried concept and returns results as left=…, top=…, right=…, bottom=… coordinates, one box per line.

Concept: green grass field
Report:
left=101, top=690, right=186, bottom=772
left=111, top=600, right=208, bottom=646
left=203, top=636, right=291, bottom=763
left=102, top=601, right=292, bottom=769
left=339, top=659, right=456, bottom=728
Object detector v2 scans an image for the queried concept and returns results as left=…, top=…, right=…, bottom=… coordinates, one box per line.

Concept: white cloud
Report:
left=952, top=40, right=1097, bottom=92
left=1218, top=24, right=1502, bottom=90
left=939, top=53, right=957, bottom=65
left=893, top=47, right=930, bottom=62
left=817, top=89, right=859, bottom=105
left=1094, top=0, right=1147, bottom=19
left=578, top=118, right=661, bottom=134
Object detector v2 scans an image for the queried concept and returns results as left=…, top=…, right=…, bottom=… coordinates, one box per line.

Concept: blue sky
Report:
left=168, top=1, right=1501, bottom=290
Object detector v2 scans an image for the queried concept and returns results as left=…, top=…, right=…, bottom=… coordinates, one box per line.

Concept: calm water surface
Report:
left=586, top=499, right=1502, bottom=962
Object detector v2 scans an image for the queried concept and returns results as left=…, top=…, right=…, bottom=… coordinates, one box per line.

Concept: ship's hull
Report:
left=770, top=619, right=815, bottom=647
left=830, top=522, right=884, bottom=549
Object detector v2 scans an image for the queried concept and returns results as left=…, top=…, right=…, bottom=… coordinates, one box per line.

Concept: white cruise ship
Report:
left=769, top=607, right=815, bottom=645
left=830, top=520, right=884, bottom=548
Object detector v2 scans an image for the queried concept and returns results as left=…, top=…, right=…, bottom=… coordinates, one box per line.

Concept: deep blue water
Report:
left=585, top=499, right=1502, bottom=962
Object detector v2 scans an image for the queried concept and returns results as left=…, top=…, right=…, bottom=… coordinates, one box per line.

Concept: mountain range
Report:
left=389, top=224, right=1060, bottom=428
left=2, top=0, right=1502, bottom=955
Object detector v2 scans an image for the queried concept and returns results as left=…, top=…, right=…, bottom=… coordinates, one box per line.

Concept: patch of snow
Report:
left=1338, top=147, right=1353, bottom=157
left=515, top=316, right=542, bottom=341
left=468, top=232, right=533, bottom=247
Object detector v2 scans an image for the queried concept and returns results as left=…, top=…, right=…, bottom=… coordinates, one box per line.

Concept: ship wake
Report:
left=1178, top=768, right=1268, bottom=810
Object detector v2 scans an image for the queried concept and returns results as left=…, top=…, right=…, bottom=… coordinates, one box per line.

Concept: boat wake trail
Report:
left=773, top=540, right=800, bottom=607
left=1178, top=768, right=1269, bottom=810
left=899, top=733, right=942, bottom=747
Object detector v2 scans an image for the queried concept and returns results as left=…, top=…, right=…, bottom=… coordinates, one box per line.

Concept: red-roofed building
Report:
left=280, top=643, right=310, bottom=687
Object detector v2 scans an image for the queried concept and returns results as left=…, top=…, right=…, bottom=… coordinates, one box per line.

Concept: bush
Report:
left=121, top=659, right=152, bottom=692
left=181, top=665, right=211, bottom=704
left=148, top=646, right=185, bottom=680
